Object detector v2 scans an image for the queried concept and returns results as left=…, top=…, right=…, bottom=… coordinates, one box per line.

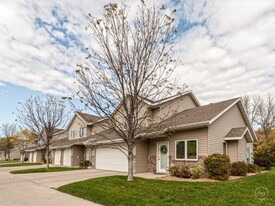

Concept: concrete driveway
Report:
left=0, top=165, right=124, bottom=206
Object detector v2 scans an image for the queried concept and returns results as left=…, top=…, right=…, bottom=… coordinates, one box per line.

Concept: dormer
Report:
left=147, top=91, right=200, bottom=124
left=64, top=112, right=102, bottom=140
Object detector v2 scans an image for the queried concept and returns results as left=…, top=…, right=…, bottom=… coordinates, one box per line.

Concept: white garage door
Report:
left=33, top=152, right=37, bottom=162
left=29, top=152, right=33, bottom=162
left=63, top=148, right=71, bottom=166
left=96, top=147, right=128, bottom=172
left=54, top=150, right=61, bottom=165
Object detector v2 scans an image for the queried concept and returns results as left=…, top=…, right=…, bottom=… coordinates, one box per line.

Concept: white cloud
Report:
left=0, top=0, right=274, bottom=104
left=173, top=0, right=275, bottom=103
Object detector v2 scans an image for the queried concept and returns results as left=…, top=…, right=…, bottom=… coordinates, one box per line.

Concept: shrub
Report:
left=256, top=165, right=262, bottom=173
left=168, top=164, right=191, bottom=178
left=191, top=166, right=201, bottom=179
left=167, top=163, right=180, bottom=177
left=247, top=163, right=257, bottom=173
left=24, top=157, right=28, bottom=162
left=204, top=154, right=231, bottom=181
left=230, top=161, right=247, bottom=176
left=79, top=160, right=91, bottom=168
left=254, top=157, right=272, bottom=170
left=178, top=166, right=192, bottom=178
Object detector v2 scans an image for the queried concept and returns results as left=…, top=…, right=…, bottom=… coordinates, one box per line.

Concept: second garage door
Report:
left=96, top=147, right=128, bottom=172
left=29, top=152, right=33, bottom=162
left=54, top=150, right=61, bottom=165
left=63, top=148, right=71, bottom=166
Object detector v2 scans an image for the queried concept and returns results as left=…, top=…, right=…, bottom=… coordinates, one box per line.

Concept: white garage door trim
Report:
left=29, top=152, right=33, bottom=162
left=54, top=150, right=61, bottom=165
left=33, top=152, right=37, bottom=162
left=63, top=148, right=71, bottom=166
left=96, top=147, right=128, bottom=172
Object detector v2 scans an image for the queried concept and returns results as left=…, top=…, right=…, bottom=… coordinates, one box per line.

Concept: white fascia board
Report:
left=163, top=121, right=209, bottom=133
left=209, top=98, right=241, bottom=125
left=75, top=113, right=88, bottom=124
left=224, top=137, right=243, bottom=141
left=238, top=101, right=258, bottom=142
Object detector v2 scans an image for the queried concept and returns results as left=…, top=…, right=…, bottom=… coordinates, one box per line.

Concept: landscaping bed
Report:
left=10, top=167, right=84, bottom=174
left=160, top=171, right=268, bottom=182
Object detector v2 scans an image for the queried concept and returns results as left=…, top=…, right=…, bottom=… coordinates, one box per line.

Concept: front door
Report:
left=157, top=142, right=169, bottom=173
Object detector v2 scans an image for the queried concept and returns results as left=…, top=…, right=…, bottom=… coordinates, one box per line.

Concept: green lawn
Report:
left=58, top=168, right=275, bottom=206
left=0, top=162, right=42, bottom=167
left=10, top=167, right=83, bottom=174
left=0, top=160, right=21, bottom=164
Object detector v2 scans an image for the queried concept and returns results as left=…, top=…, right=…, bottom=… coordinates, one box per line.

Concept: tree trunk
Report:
left=46, top=146, right=50, bottom=169
left=7, top=151, right=10, bottom=161
left=127, top=146, right=134, bottom=181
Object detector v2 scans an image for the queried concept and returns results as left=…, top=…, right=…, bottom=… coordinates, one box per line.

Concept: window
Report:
left=79, top=127, right=85, bottom=137
left=70, top=130, right=75, bottom=139
left=176, top=141, right=185, bottom=159
left=175, top=140, right=198, bottom=160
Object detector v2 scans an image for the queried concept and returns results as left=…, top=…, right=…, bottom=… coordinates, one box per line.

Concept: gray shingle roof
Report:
left=225, top=127, right=247, bottom=138
left=50, top=137, right=91, bottom=149
left=76, top=112, right=102, bottom=123
left=161, top=98, right=239, bottom=127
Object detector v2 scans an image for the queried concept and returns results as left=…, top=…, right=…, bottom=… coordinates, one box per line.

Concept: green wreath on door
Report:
left=160, top=145, right=167, bottom=154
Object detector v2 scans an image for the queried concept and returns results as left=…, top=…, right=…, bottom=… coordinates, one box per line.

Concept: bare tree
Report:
left=243, top=94, right=275, bottom=140
left=256, top=94, right=275, bottom=140
left=74, top=2, right=184, bottom=181
left=17, top=95, right=67, bottom=169
left=14, top=130, right=36, bottom=163
left=243, top=95, right=261, bottom=126
left=0, top=123, right=17, bottom=161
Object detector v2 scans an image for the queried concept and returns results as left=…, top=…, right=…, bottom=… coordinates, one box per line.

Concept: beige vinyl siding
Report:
left=68, top=116, right=87, bottom=139
left=227, top=140, right=238, bottom=162
left=135, top=141, right=149, bottom=173
left=148, top=128, right=208, bottom=165
left=238, top=137, right=248, bottom=162
left=208, top=104, right=247, bottom=154
left=169, top=128, right=208, bottom=160
left=152, top=95, right=198, bottom=124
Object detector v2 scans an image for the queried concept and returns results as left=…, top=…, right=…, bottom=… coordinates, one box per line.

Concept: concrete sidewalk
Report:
left=17, top=169, right=125, bottom=188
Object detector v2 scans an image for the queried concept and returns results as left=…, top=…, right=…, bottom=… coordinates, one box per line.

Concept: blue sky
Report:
left=0, top=0, right=275, bottom=126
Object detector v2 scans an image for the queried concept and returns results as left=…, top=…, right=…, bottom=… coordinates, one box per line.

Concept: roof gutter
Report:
left=163, top=121, right=209, bottom=133
left=137, top=121, right=209, bottom=139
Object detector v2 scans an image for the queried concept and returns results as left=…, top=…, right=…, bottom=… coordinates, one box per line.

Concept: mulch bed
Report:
left=158, top=171, right=267, bottom=182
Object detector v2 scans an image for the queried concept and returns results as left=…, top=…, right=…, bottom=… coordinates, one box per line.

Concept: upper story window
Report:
left=175, top=139, right=198, bottom=161
left=70, top=130, right=75, bottom=139
left=79, top=127, right=85, bottom=137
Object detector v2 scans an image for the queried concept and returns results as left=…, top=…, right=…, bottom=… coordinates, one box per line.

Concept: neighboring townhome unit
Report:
left=48, top=91, right=257, bottom=173
left=83, top=91, right=257, bottom=173
left=50, top=112, right=102, bottom=166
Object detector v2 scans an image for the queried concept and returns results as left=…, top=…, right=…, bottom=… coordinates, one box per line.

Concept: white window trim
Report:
left=79, top=127, right=85, bottom=137
left=70, top=130, right=75, bottom=139
left=223, top=141, right=227, bottom=155
left=175, top=139, right=198, bottom=161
